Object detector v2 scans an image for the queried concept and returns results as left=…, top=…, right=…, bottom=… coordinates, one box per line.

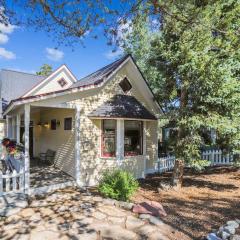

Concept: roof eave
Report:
left=88, top=116, right=157, bottom=121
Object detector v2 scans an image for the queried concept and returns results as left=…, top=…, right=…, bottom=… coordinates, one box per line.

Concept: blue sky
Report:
left=0, top=22, right=123, bottom=79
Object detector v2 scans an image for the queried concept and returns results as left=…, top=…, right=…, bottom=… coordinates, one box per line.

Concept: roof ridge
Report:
left=1, top=68, right=45, bottom=77
left=77, top=54, right=131, bottom=82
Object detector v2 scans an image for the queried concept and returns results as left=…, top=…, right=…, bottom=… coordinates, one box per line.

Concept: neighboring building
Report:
left=0, top=70, right=45, bottom=138
left=3, top=55, right=162, bottom=193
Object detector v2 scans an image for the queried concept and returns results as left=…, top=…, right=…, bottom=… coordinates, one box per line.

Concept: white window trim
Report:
left=99, top=119, right=146, bottom=161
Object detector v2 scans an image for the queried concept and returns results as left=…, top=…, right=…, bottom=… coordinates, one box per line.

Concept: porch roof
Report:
left=88, top=94, right=157, bottom=120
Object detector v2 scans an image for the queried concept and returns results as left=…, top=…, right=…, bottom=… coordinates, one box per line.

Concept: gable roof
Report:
left=71, top=54, right=130, bottom=88
left=22, top=64, right=77, bottom=97
left=5, top=55, right=131, bottom=107
left=4, top=54, right=162, bottom=115
left=88, top=94, right=157, bottom=120
left=0, top=69, right=45, bottom=103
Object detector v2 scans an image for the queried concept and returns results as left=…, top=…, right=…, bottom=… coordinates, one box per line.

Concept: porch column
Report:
left=12, top=116, right=16, bottom=140
left=6, top=115, right=10, bottom=137
left=116, top=119, right=124, bottom=161
left=75, top=105, right=81, bottom=185
left=24, top=104, right=30, bottom=194
left=142, top=121, right=147, bottom=177
left=16, top=114, right=21, bottom=143
left=6, top=116, right=13, bottom=138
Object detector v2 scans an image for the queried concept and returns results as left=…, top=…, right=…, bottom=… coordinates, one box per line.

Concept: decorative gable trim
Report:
left=22, top=64, right=77, bottom=97
left=58, top=78, right=67, bottom=87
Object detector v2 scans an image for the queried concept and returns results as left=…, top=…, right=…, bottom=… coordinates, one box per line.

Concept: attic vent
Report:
left=119, top=77, right=132, bottom=93
left=58, top=78, right=67, bottom=87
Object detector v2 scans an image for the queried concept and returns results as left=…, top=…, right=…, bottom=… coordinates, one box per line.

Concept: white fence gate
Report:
left=155, top=156, right=176, bottom=173
left=0, top=167, right=25, bottom=196
left=202, top=150, right=233, bottom=166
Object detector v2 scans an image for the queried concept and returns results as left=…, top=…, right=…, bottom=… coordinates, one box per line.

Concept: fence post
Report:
left=211, top=150, right=215, bottom=166
left=12, top=170, right=17, bottom=192
left=19, top=167, right=24, bottom=191
left=0, top=171, right=2, bottom=196
left=5, top=170, right=10, bottom=192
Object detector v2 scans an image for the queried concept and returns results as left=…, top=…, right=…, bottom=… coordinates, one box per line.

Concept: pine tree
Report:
left=122, top=1, right=240, bottom=187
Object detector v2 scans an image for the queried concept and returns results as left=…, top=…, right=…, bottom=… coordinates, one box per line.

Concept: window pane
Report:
left=64, top=118, right=72, bottom=130
left=102, top=120, right=116, bottom=157
left=124, top=121, right=142, bottom=156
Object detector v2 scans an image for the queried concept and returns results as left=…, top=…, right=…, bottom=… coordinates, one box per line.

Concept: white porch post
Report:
left=116, top=119, right=124, bottom=161
left=24, top=104, right=30, bottom=194
left=12, top=116, right=16, bottom=140
left=6, top=116, right=13, bottom=138
left=143, top=121, right=147, bottom=177
left=16, top=114, right=21, bottom=143
left=75, top=105, right=81, bottom=185
left=6, top=115, right=10, bottom=137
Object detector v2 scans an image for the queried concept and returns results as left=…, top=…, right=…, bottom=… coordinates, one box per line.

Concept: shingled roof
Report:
left=71, top=54, right=130, bottom=88
left=88, top=95, right=157, bottom=120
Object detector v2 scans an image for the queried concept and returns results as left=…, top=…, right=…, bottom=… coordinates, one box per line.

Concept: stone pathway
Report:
left=0, top=194, right=28, bottom=217
left=0, top=187, right=183, bottom=240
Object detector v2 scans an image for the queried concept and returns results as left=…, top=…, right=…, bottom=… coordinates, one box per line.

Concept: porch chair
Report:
left=39, top=149, right=56, bottom=165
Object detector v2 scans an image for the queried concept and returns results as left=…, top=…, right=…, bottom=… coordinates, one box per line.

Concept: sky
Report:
left=0, top=21, right=123, bottom=79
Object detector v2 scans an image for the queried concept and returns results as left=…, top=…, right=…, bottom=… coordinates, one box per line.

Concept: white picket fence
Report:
left=152, top=150, right=233, bottom=175
left=155, top=156, right=176, bottom=173
left=202, top=150, right=233, bottom=166
left=0, top=167, right=25, bottom=196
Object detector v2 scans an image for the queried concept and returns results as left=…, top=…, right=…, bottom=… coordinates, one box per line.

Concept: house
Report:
left=3, top=55, right=162, bottom=194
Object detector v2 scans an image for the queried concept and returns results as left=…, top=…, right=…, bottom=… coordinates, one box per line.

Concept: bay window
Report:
left=124, top=120, right=143, bottom=156
left=101, top=119, right=143, bottom=158
left=102, top=120, right=116, bottom=157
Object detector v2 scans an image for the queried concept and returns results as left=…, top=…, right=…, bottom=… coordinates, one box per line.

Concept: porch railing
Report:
left=0, top=167, right=25, bottom=196
left=202, top=150, right=233, bottom=166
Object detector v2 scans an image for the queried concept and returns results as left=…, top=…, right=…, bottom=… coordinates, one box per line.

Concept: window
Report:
left=58, top=78, right=67, bottom=87
left=102, top=120, right=116, bottom=157
left=124, top=121, right=143, bottom=156
left=51, top=119, right=57, bottom=130
left=119, top=77, right=132, bottom=93
left=64, top=117, right=72, bottom=130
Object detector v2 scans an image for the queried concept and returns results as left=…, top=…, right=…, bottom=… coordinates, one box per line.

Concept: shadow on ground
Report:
left=134, top=166, right=240, bottom=240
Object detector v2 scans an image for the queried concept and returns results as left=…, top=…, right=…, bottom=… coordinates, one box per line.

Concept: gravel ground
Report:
left=132, top=166, right=240, bottom=240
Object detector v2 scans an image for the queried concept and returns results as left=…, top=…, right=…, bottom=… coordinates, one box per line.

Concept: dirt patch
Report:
left=131, top=166, right=240, bottom=240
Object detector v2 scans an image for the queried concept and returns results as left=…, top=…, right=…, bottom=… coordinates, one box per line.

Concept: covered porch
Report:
left=4, top=102, right=81, bottom=195
left=30, top=160, right=74, bottom=191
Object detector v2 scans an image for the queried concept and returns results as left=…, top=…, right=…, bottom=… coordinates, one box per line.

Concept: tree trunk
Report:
left=171, top=159, right=184, bottom=189
left=171, top=85, right=187, bottom=189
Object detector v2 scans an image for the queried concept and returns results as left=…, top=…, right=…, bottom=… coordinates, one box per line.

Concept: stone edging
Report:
left=207, top=219, right=240, bottom=240
left=101, top=198, right=165, bottom=227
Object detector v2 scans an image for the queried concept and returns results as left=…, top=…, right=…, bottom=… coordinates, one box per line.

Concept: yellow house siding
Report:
left=68, top=63, right=158, bottom=185
left=32, top=108, right=76, bottom=177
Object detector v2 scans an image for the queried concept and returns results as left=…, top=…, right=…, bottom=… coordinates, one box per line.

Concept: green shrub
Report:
left=98, top=169, right=139, bottom=201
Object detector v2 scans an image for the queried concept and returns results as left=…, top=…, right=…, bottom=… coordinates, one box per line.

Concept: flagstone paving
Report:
left=0, top=187, right=186, bottom=240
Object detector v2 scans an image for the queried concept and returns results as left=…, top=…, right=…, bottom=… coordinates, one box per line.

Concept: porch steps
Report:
left=0, top=193, right=28, bottom=217
left=30, top=180, right=76, bottom=196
